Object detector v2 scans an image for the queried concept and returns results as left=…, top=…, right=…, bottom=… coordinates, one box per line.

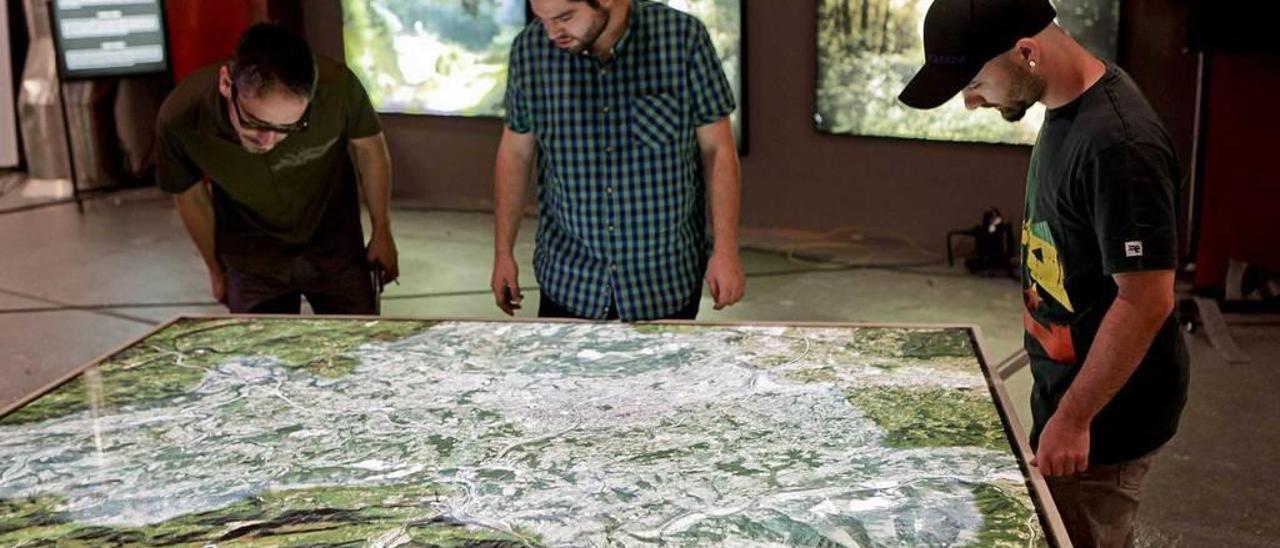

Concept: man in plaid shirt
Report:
left=490, top=0, right=745, bottom=321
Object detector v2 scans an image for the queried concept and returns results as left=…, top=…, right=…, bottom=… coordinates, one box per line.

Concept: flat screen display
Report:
left=50, top=0, right=169, bottom=80
left=342, top=0, right=527, bottom=118
left=815, top=0, right=1119, bottom=145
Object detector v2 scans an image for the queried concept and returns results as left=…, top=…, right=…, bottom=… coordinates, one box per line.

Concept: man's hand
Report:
left=1031, top=414, right=1091, bottom=477
left=706, top=247, right=745, bottom=310
left=492, top=254, right=523, bottom=315
left=207, top=264, right=227, bottom=305
left=366, top=230, right=400, bottom=285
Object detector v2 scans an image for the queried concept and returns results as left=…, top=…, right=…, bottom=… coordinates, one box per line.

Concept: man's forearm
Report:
left=493, top=151, right=531, bottom=259
left=173, top=184, right=219, bottom=271
left=703, top=144, right=741, bottom=253
left=1055, top=293, right=1173, bottom=428
left=353, top=136, right=393, bottom=234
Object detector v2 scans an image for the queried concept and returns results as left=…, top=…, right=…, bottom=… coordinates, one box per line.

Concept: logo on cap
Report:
left=926, top=54, right=969, bottom=66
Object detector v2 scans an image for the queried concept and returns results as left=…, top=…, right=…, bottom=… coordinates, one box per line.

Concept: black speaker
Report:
left=6, top=0, right=26, bottom=92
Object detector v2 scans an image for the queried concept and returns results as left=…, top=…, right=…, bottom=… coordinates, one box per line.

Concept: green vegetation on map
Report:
left=846, top=386, right=1008, bottom=450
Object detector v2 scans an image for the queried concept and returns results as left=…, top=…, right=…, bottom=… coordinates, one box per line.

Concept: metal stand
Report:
left=1186, top=51, right=1208, bottom=261
left=46, top=0, right=83, bottom=213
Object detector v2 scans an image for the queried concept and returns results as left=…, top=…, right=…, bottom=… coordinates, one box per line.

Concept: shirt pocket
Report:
left=631, top=92, right=681, bottom=150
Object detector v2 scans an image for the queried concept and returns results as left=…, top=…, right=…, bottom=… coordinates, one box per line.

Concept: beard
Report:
left=561, top=8, right=609, bottom=54
left=998, top=101, right=1036, bottom=122
left=996, top=61, right=1047, bottom=122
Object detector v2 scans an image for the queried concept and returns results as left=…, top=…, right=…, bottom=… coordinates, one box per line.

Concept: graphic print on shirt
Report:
left=273, top=137, right=339, bottom=171
left=1023, top=149, right=1078, bottom=365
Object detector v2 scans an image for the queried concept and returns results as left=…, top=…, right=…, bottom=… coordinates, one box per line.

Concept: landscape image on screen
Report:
left=342, top=0, right=745, bottom=144
left=343, top=0, right=526, bottom=117
left=1, top=318, right=1051, bottom=546
left=815, top=0, right=1119, bottom=145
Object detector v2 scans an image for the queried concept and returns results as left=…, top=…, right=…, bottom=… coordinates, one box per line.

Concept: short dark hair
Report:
left=230, top=23, right=315, bottom=98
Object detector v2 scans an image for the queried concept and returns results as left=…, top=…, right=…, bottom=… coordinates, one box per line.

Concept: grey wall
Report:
left=305, top=0, right=1196, bottom=251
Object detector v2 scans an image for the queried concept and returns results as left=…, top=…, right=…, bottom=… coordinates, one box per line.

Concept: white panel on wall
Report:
left=0, top=1, right=20, bottom=167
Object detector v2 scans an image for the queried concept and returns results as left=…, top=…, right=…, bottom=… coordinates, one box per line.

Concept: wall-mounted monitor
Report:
left=50, top=0, right=169, bottom=80
left=815, top=0, right=1119, bottom=145
left=343, top=0, right=746, bottom=153
left=342, top=0, right=527, bottom=118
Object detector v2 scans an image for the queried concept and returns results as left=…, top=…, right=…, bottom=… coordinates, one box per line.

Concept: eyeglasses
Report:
left=230, top=81, right=311, bottom=134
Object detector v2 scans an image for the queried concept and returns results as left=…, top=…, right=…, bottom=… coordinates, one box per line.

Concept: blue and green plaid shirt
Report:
left=505, top=0, right=736, bottom=321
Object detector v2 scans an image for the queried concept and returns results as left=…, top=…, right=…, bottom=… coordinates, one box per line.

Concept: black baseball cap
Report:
left=899, top=0, right=1057, bottom=109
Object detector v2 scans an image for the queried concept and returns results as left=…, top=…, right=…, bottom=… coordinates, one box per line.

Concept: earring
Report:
left=1029, top=60, right=1037, bottom=69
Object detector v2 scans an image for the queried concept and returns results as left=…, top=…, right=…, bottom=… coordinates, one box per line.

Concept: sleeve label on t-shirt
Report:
left=1125, top=241, right=1145, bottom=258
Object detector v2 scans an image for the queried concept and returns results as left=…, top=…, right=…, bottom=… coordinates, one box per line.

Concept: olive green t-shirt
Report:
left=156, top=56, right=382, bottom=279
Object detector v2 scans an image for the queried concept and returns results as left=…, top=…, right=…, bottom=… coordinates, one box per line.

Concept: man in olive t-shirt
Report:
left=158, top=23, right=398, bottom=314
left=899, top=1, right=1189, bottom=546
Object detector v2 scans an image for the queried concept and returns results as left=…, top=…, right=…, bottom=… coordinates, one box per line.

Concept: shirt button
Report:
left=607, top=224, right=615, bottom=232
left=600, top=68, right=608, bottom=76
left=602, top=106, right=611, bottom=113
left=604, top=146, right=615, bottom=153
left=611, top=263, right=618, bottom=272
left=606, top=186, right=614, bottom=194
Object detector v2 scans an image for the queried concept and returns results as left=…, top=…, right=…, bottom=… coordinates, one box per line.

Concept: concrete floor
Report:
left=1, top=184, right=1276, bottom=546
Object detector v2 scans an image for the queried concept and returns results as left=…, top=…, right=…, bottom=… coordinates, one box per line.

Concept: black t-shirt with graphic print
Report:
left=1022, top=64, right=1189, bottom=465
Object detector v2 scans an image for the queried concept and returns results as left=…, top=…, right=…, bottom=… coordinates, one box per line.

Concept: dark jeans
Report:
left=1044, top=449, right=1161, bottom=548
left=225, top=256, right=376, bottom=315
left=538, top=283, right=702, bottom=321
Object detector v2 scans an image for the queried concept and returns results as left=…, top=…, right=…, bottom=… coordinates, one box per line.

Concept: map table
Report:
left=1, top=316, right=1068, bottom=546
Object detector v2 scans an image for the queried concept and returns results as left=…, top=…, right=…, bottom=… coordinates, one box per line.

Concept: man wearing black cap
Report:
left=899, top=1, right=1189, bottom=546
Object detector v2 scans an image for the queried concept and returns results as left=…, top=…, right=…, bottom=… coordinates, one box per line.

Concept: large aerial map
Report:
left=0, top=318, right=1056, bottom=546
